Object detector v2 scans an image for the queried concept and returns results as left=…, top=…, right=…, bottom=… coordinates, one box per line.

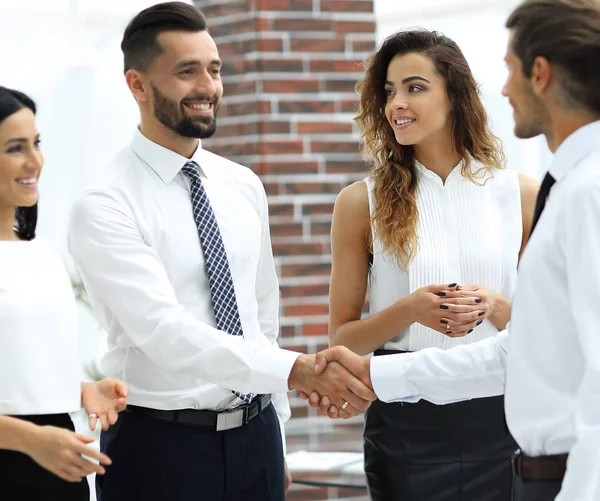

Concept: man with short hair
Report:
left=68, top=3, right=375, bottom=500
left=311, top=0, right=600, bottom=499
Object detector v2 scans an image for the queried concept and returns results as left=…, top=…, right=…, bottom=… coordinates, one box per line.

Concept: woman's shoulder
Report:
left=337, top=179, right=369, bottom=205
left=489, top=168, right=539, bottom=195
left=485, top=166, right=520, bottom=190
left=0, top=237, right=64, bottom=268
left=515, top=172, right=540, bottom=196
left=334, top=180, right=371, bottom=223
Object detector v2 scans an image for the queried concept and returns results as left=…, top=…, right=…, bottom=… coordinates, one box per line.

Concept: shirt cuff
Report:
left=253, top=348, right=301, bottom=393
left=371, top=353, right=420, bottom=403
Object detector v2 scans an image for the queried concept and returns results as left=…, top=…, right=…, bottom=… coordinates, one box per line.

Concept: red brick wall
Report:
left=194, top=0, right=376, bottom=421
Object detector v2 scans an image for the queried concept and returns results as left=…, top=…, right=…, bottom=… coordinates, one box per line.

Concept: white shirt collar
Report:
left=130, top=128, right=206, bottom=184
left=414, top=158, right=492, bottom=186
left=549, top=120, right=600, bottom=183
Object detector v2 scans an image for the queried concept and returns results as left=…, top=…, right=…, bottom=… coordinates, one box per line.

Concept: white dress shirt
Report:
left=365, top=162, right=521, bottom=351
left=0, top=238, right=80, bottom=415
left=370, top=120, right=600, bottom=501
left=68, top=130, right=300, bottom=450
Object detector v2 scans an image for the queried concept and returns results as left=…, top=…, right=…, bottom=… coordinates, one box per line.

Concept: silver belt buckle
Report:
left=216, top=409, right=244, bottom=431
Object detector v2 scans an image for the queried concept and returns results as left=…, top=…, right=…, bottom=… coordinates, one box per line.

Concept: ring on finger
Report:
left=341, top=401, right=349, bottom=411
left=88, top=413, right=98, bottom=420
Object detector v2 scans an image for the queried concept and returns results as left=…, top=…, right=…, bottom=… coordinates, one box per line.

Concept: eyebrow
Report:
left=385, top=76, right=431, bottom=86
left=176, top=58, right=222, bottom=69
left=4, top=138, right=27, bottom=146
left=4, top=135, right=40, bottom=146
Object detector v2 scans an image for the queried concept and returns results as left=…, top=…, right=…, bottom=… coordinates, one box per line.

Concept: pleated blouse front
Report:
left=365, top=160, right=522, bottom=351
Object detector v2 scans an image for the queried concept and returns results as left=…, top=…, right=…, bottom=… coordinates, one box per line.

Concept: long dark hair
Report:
left=0, top=86, right=38, bottom=240
left=355, top=29, right=503, bottom=266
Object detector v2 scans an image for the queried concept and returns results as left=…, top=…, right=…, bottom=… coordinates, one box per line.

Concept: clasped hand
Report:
left=411, top=283, right=496, bottom=337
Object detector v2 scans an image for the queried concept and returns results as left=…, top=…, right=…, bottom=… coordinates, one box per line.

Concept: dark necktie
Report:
left=530, top=172, right=556, bottom=234
left=182, top=160, right=253, bottom=404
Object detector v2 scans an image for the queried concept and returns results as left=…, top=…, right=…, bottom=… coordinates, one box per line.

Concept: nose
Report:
left=196, top=68, right=217, bottom=95
left=390, top=94, right=408, bottom=111
left=501, top=80, right=508, bottom=97
left=24, top=148, right=43, bottom=172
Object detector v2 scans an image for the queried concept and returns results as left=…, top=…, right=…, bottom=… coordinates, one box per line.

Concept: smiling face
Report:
left=137, top=30, right=223, bottom=139
left=0, top=107, right=42, bottom=211
left=384, top=52, right=453, bottom=148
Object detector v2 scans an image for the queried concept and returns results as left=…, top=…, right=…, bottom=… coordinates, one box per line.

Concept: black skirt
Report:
left=0, top=413, right=90, bottom=501
left=364, top=350, right=516, bottom=501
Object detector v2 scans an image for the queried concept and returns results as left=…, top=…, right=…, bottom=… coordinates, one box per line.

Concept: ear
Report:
left=125, top=69, right=150, bottom=103
left=529, top=56, right=552, bottom=97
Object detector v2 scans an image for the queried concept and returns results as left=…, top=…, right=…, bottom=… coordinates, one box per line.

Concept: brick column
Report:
left=195, top=0, right=376, bottom=419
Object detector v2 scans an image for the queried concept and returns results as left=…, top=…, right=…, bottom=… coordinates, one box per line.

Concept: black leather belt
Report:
left=512, top=450, right=568, bottom=481
left=127, top=394, right=271, bottom=432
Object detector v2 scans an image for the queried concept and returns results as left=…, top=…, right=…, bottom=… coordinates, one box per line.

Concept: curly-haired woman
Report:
left=328, top=30, right=539, bottom=500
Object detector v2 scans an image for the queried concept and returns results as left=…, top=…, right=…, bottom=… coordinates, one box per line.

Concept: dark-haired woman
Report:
left=0, top=86, right=128, bottom=500
left=326, top=30, right=539, bottom=500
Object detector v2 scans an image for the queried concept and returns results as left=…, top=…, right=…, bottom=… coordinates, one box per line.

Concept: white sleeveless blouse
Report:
left=365, top=160, right=522, bottom=351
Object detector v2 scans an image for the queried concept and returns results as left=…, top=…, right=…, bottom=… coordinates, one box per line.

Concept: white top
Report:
left=365, top=161, right=522, bottom=351
left=68, top=130, right=300, bottom=446
left=370, top=120, right=600, bottom=501
left=0, top=238, right=80, bottom=415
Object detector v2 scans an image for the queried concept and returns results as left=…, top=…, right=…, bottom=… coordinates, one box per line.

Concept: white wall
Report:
left=375, top=0, right=552, bottom=179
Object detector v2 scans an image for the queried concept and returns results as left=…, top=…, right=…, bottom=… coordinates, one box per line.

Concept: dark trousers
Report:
left=364, top=396, right=516, bottom=501
left=0, top=413, right=90, bottom=501
left=97, top=402, right=284, bottom=501
left=512, top=476, right=562, bottom=501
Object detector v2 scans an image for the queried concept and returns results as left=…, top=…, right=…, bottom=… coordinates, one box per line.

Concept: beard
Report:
left=514, top=117, right=544, bottom=139
left=513, top=85, right=547, bottom=139
left=150, top=83, right=220, bottom=139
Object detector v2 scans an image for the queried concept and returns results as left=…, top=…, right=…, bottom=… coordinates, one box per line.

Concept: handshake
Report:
left=287, top=346, right=376, bottom=419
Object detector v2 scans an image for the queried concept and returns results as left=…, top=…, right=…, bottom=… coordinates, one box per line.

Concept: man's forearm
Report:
left=371, top=330, right=509, bottom=404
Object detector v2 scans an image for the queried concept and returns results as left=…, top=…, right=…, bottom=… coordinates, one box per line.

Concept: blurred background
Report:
left=0, top=0, right=550, bottom=499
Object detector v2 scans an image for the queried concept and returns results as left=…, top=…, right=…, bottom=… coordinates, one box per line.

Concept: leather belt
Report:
left=512, top=450, right=568, bottom=481
left=127, top=394, right=271, bottom=432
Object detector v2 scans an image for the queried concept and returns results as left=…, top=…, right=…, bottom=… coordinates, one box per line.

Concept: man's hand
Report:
left=305, top=346, right=373, bottom=418
left=288, top=348, right=376, bottom=419
left=81, top=378, right=129, bottom=431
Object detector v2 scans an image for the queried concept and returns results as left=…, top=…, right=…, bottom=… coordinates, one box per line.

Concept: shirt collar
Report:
left=414, top=158, right=490, bottom=186
left=548, top=120, right=600, bottom=183
left=414, top=159, right=461, bottom=186
left=130, top=128, right=206, bottom=184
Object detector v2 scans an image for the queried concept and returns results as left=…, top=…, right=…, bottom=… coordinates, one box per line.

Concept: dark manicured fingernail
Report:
left=468, top=329, right=474, bottom=333
left=437, top=292, right=446, bottom=296
left=478, top=310, right=484, bottom=316
left=448, top=283, right=457, bottom=287
left=476, top=319, right=483, bottom=326
left=440, top=319, right=449, bottom=324
left=440, top=304, right=449, bottom=310
left=445, top=330, right=452, bottom=335
left=475, top=298, right=482, bottom=303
